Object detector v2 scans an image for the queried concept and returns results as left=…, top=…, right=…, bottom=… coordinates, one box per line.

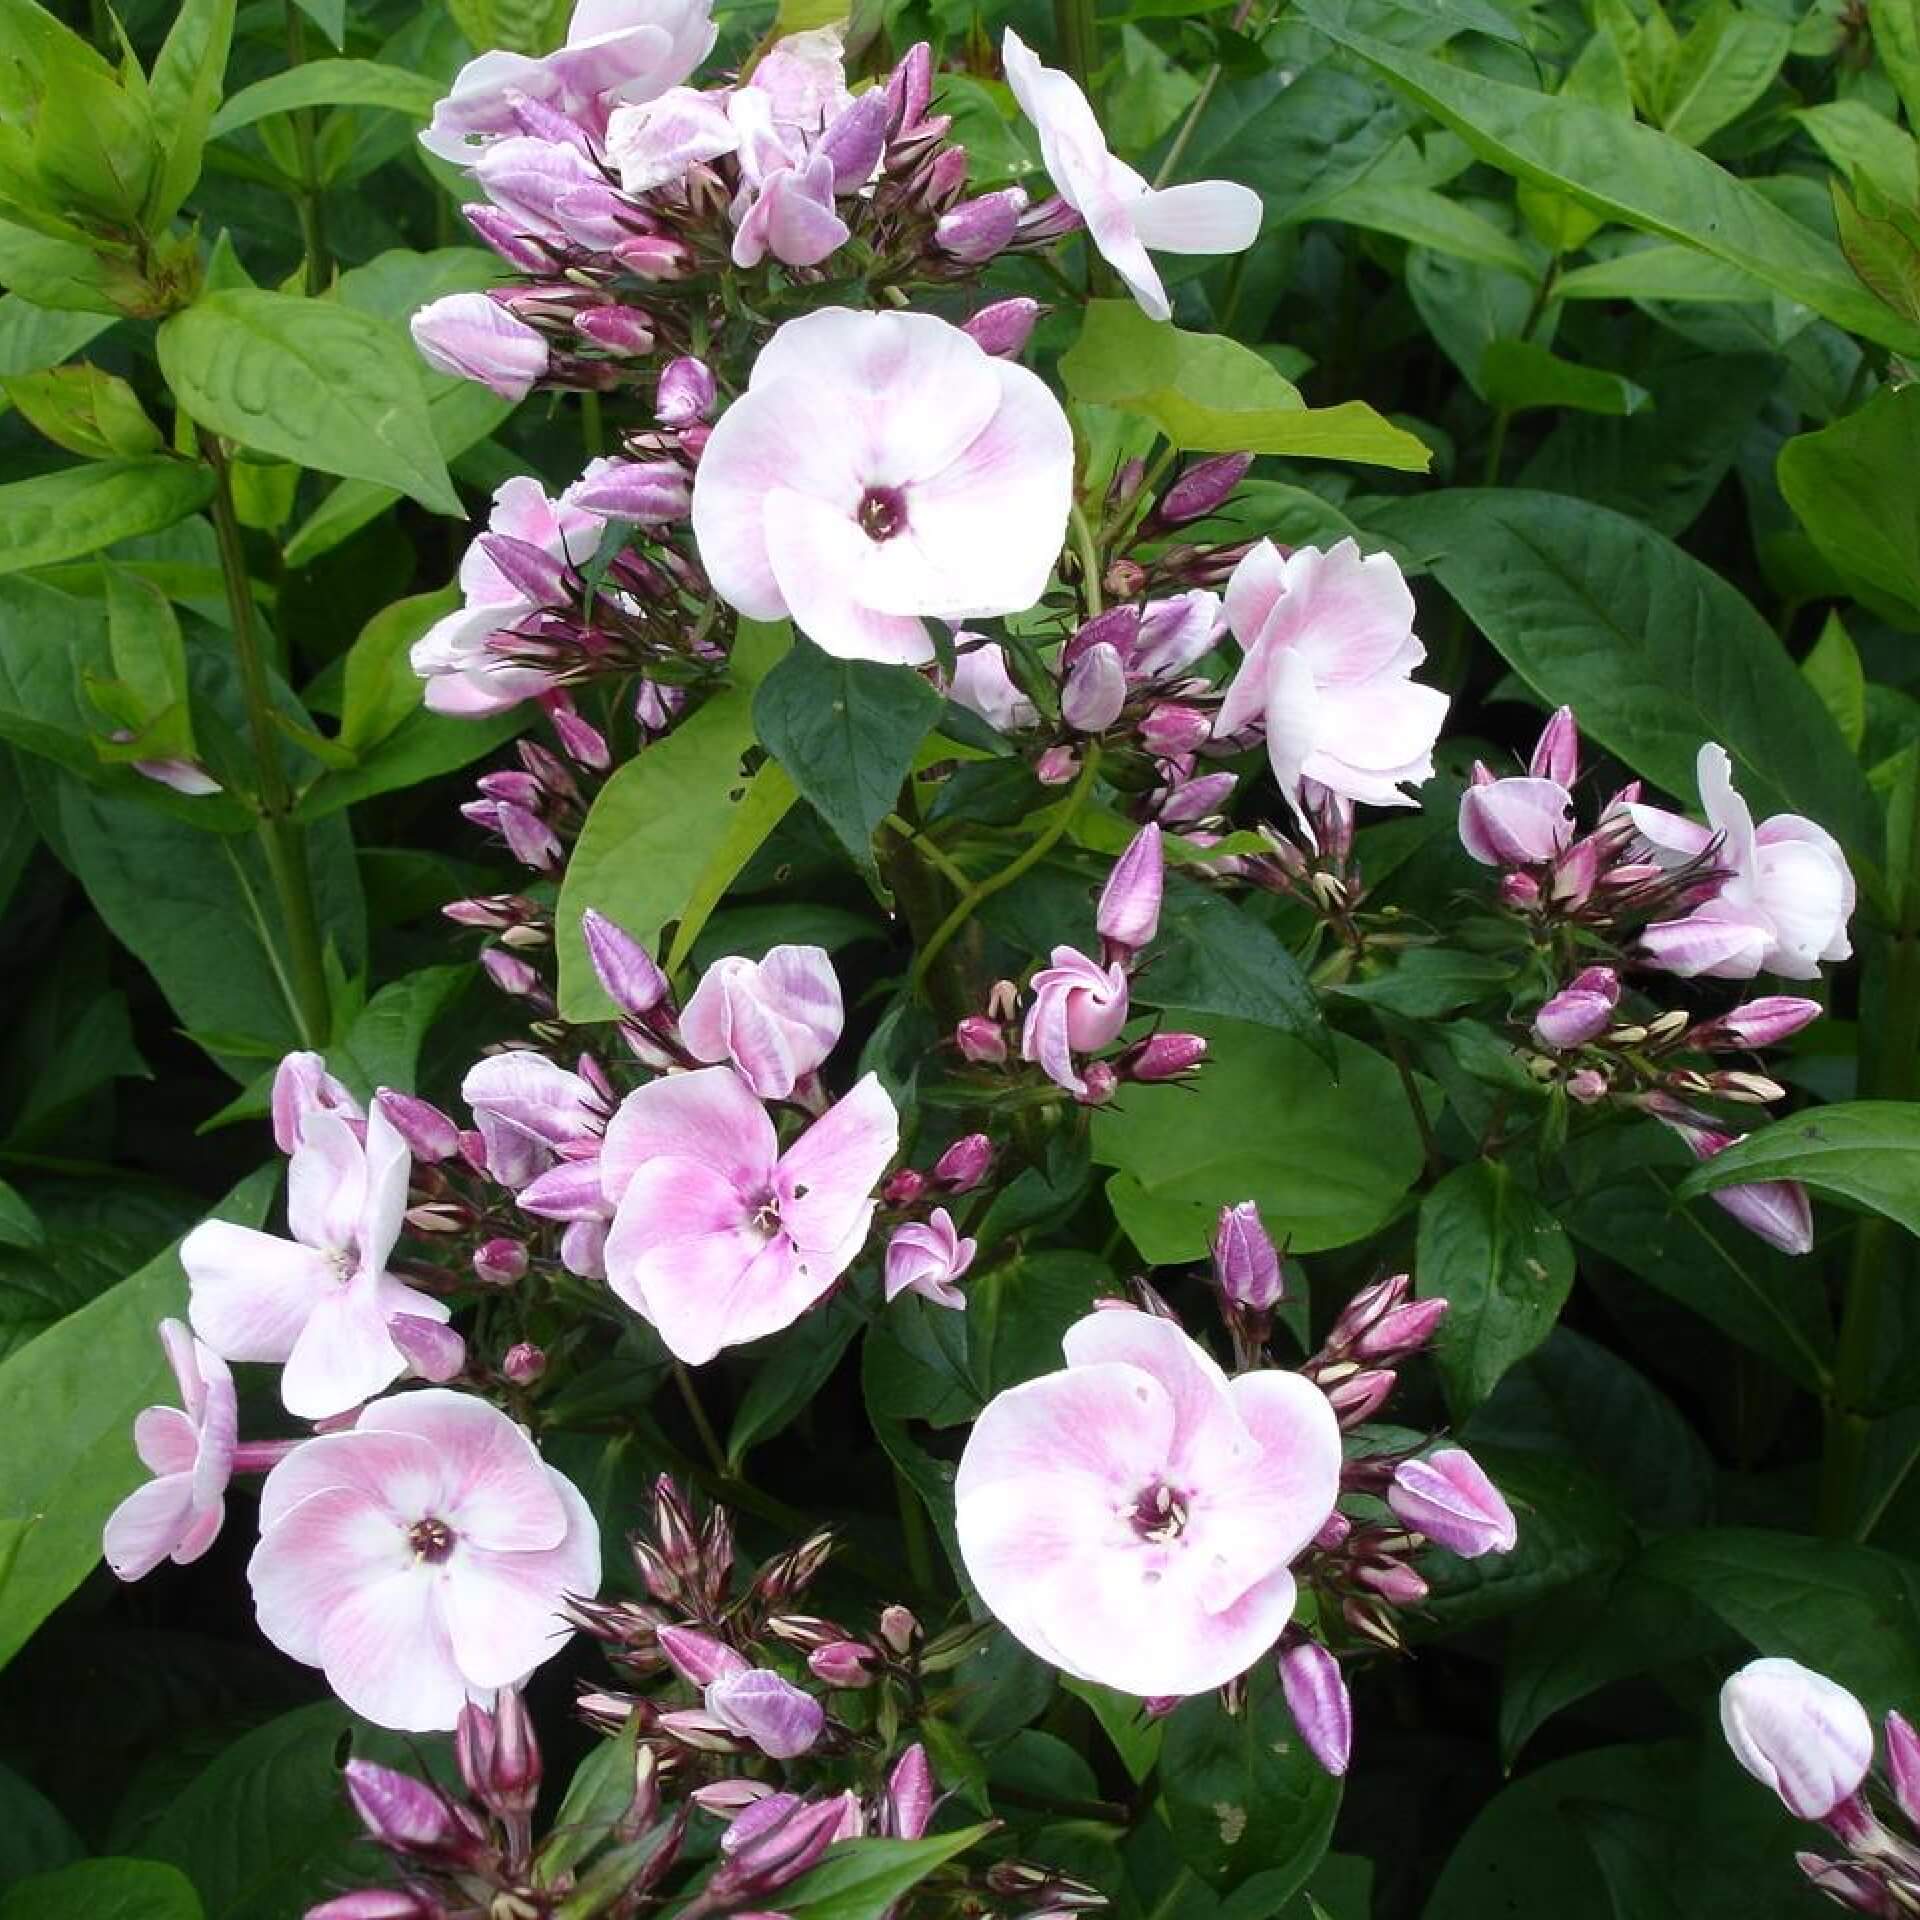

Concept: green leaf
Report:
left=1, top=363, right=160, bottom=459
left=1370, top=489, right=1884, bottom=874
left=1063, top=1679, right=1164, bottom=1785
left=1803, top=610, right=1866, bottom=751
left=727, top=1296, right=862, bottom=1468
left=1871, top=0, right=1920, bottom=135
left=1296, top=0, right=1920, bottom=354
left=555, top=625, right=791, bottom=1020
left=0, top=1162, right=276, bottom=1670
left=0, top=461, right=213, bottom=576
left=337, top=585, right=456, bottom=756
left=1479, top=341, right=1651, bottom=416
left=1159, top=1667, right=1340, bottom=1895
left=0, top=223, right=120, bottom=315
left=1676, top=1101, right=1920, bottom=1234
left=1092, top=1018, right=1424, bottom=1262
left=331, top=965, right=466, bottom=1098
left=0, top=1757, right=81, bottom=1883
left=0, top=1179, right=42, bottom=1251
left=1308, top=179, right=1535, bottom=274
left=1777, top=385, right=1920, bottom=627
left=1552, top=240, right=1771, bottom=303
left=1795, top=100, right=1919, bottom=201
left=753, top=635, right=944, bottom=865
left=1831, top=172, right=1920, bottom=332
left=1656, top=2, right=1790, bottom=148
left=663, top=758, right=798, bottom=976
left=158, top=291, right=459, bottom=516
left=1060, top=303, right=1430, bottom=470
left=209, top=59, right=443, bottom=138
left=1416, top=1160, right=1576, bottom=1417
left=144, top=0, right=236, bottom=224
left=442, top=0, right=570, bottom=56
left=0, top=294, right=111, bottom=376
left=780, top=1825, right=996, bottom=1920
left=1330, top=946, right=1512, bottom=1017
left=0, top=1859, right=202, bottom=1920
left=537, top=1713, right=640, bottom=1884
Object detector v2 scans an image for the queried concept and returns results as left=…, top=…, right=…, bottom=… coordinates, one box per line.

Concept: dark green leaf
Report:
left=1481, top=342, right=1651, bottom=416
left=0, top=1859, right=202, bottom=1920
left=780, top=1825, right=996, bottom=1920
left=1676, top=1101, right=1920, bottom=1235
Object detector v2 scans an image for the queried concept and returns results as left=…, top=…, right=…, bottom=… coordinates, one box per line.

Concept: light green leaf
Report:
left=442, top=0, right=570, bottom=56
left=1060, top=302, right=1431, bottom=470
left=1310, top=179, right=1536, bottom=274
left=210, top=60, right=443, bottom=138
left=144, top=0, right=236, bottom=224
left=0, top=461, right=212, bottom=576
left=338, top=585, right=456, bottom=755
left=0, top=223, right=120, bottom=314
left=0, top=295, right=112, bottom=376
left=158, top=290, right=460, bottom=515
left=1, top=362, right=161, bottom=459
left=1553, top=242, right=1772, bottom=303
left=1657, top=2, right=1790, bottom=149
left=1676, top=1101, right=1920, bottom=1234
left=1831, top=171, right=1920, bottom=330
left=663, top=757, right=798, bottom=976
left=780, top=1825, right=996, bottom=1920
left=1871, top=0, right=1920, bottom=134
left=1296, top=0, right=1920, bottom=353
left=1803, top=609, right=1865, bottom=751
left=0, top=1858, right=203, bottom=1920
left=1480, top=340, right=1652, bottom=416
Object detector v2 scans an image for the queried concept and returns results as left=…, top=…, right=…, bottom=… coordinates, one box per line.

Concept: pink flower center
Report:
left=1129, top=1481, right=1189, bottom=1544
left=409, top=1516, right=457, bottom=1563
left=857, top=486, right=907, bottom=543
left=750, top=1192, right=783, bottom=1238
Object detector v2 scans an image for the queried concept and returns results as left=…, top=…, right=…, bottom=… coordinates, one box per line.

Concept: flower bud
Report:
left=886, top=1743, right=936, bottom=1840
left=481, top=947, right=544, bottom=1000
left=502, top=1341, right=546, bottom=1385
left=820, top=88, right=891, bottom=192
left=1500, top=870, right=1541, bottom=909
left=462, top=201, right=560, bottom=272
left=1157, top=453, right=1252, bottom=526
left=962, top=295, right=1044, bottom=358
left=1123, top=1031, right=1206, bottom=1082
left=932, top=1132, right=992, bottom=1191
left=1458, top=771, right=1576, bottom=868
left=1035, top=746, right=1080, bottom=786
left=567, top=456, right=691, bottom=523
left=1075, top=1060, right=1119, bottom=1106
left=954, top=1016, right=1007, bottom=1064
left=1698, top=996, right=1824, bottom=1050
left=1795, top=1854, right=1897, bottom=1916
left=936, top=188, right=1029, bottom=262
left=882, top=1168, right=929, bottom=1206
left=1357, top=1560, right=1428, bottom=1605
left=410, top=292, right=548, bottom=402
left=808, top=1640, right=877, bottom=1687
left=1313, top=1511, right=1352, bottom=1550
left=1061, top=643, right=1127, bottom=734
left=705, top=1668, right=826, bottom=1760
left=1350, top=1296, right=1448, bottom=1362
left=343, top=1761, right=479, bottom=1864
left=1139, top=702, right=1212, bottom=757
left=1532, top=966, right=1620, bottom=1051
left=1720, top=1657, right=1873, bottom=1820
left=658, top=1623, right=749, bottom=1687
left=574, top=304, right=657, bottom=356
left=1062, top=603, right=1140, bottom=671
left=547, top=701, right=611, bottom=770
left=1323, top=1367, right=1395, bottom=1425
left=307, top=1894, right=442, bottom=1920
left=271, top=1051, right=357, bottom=1155
left=1097, top=823, right=1163, bottom=955
left=1887, top=1710, right=1920, bottom=1826
left=473, top=1237, right=528, bottom=1286
left=879, top=1604, right=920, bottom=1654
left=657, top=355, right=716, bottom=427
left=888, top=41, right=933, bottom=131
left=1529, top=706, right=1579, bottom=787
left=1388, top=1449, right=1517, bottom=1557
left=387, top=1314, right=465, bottom=1385
left=1277, top=1638, right=1351, bottom=1777
left=581, top=908, right=670, bottom=1019
left=718, top=1791, right=860, bottom=1896
left=1213, top=1201, right=1284, bottom=1313
left=1567, top=1068, right=1609, bottom=1104
left=692, top=1777, right=775, bottom=1814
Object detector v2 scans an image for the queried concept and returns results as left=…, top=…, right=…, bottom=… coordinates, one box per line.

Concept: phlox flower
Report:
left=1721, top=1657, right=1873, bottom=1820
left=1215, top=538, right=1448, bottom=817
left=599, top=1066, right=898, bottom=1364
left=249, top=1390, right=600, bottom=1732
left=955, top=1308, right=1341, bottom=1696
left=1020, top=947, right=1129, bottom=1098
left=103, top=1320, right=236, bottom=1581
left=1002, top=29, right=1261, bottom=323
left=884, top=1208, right=976, bottom=1311
left=184, top=1103, right=452, bottom=1421
left=1633, top=744, right=1854, bottom=981
left=690, top=309, right=1074, bottom=665
left=679, top=944, right=844, bottom=1101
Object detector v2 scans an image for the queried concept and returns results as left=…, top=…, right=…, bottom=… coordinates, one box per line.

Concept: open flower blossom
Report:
left=884, top=1208, right=976, bottom=1310
left=1633, top=744, right=1855, bottom=980
left=690, top=308, right=1074, bottom=664
left=249, top=1390, right=600, bottom=1732
left=420, top=0, right=717, bottom=163
left=599, top=1065, right=898, bottom=1363
left=103, top=1321, right=237, bottom=1581
left=1215, top=539, right=1448, bottom=818
left=680, top=945, right=844, bottom=1100
left=184, top=1104, right=452, bottom=1421
left=955, top=1307, right=1341, bottom=1696
left=705, top=1667, right=826, bottom=1758
left=1020, top=947, right=1130, bottom=1098
left=462, top=1049, right=605, bottom=1190
left=1001, top=30, right=1261, bottom=322
left=1721, top=1657, right=1875, bottom=1820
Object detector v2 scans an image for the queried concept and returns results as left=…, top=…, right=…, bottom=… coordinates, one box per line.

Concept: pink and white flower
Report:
left=103, top=1321, right=237, bottom=1581
left=409, top=294, right=549, bottom=402
left=420, top=0, right=717, bottom=164
left=599, top=1066, right=898, bottom=1363
left=680, top=945, right=844, bottom=1101
left=462, top=1049, right=605, bottom=1190
left=948, top=638, right=1039, bottom=733
left=1020, top=947, right=1130, bottom=1098
left=1634, top=745, right=1855, bottom=981
left=1215, top=539, right=1447, bottom=817
left=270, top=1049, right=359, bottom=1155
left=884, top=1208, right=976, bottom=1311
left=184, top=1104, right=452, bottom=1420
left=249, top=1390, right=600, bottom=1732
left=690, top=309, right=1074, bottom=665
left=1001, top=30, right=1261, bottom=323
left=1721, top=1657, right=1873, bottom=1820
left=955, top=1308, right=1341, bottom=1696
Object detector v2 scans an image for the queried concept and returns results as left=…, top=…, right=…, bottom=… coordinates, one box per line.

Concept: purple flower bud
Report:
left=1076, top=1060, right=1119, bottom=1106
left=1664, top=1119, right=1815, bottom=1254
left=306, top=1894, right=441, bottom=1920
left=720, top=1791, right=860, bottom=1895
left=1699, top=996, right=1824, bottom=1050
left=1278, top=1638, right=1351, bottom=1777
left=659, top=1624, right=750, bottom=1687
left=820, top=89, right=891, bottom=193
left=657, top=355, right=716, bottom=427
left=1388, top=1449, right=1518, bottom=1557
left=886, top=1743, right=936, bottom=1840
left=574, top=305, right=657, bottom=356
left=463, top=1689, right=542, bottom=1819
left=1097, top=824, right=1163, bottom=955
left=497, top=801, right=563, bottom=873
left=1500, top=870, right=1541, bottom=909
left=1567, top=1068, right=1609, bottom=1104
left=1019, top=194, right=1084, bottom=240
left=1035, top=746, right=1080, bottom=786
left=1157, top=453, right=1252, bottom=526
left=955, top=1016, right=1007, bottom=1063
left=1529, top=706, right=1579, bottom=787
left=1139, top=702, right=1212, bottom=756
left=1213, top=1201, right=1284, bottom=1313
left=879, top=1604, right=920, bottom=1654
left=1351, top=1296, right=1448, bottom=1361
left=705, top=1668, right=826, bottom=1760
left=482, top=948, right=543, bottom=999
left=921, top=144, right=969, bottom=209
left=271, top=1051, right=356, bottom=1155
left=1721, top=1657, right=1873, bottom=1820
left=1532, top=966, right=1620, bottom=1050
left=1124, top=1031, right=1207, bottom=1081
left=479, top=769, right=545, bottom=808
left=581, top=908, right=670, bottom=1018
left=1324, top=1367, right=1395, bottom=1425
left=478, top=531, right=573, bottom=607
left=546, top=701, right=610, bottom=770
left=502, top=1341, right=546, bottom=1385
left=411, top=292, right=548, bottom=402
left=1159, top=771, right=1237, bottom=826
left=962, top=295, right=1044, bottom=358
left=1357, top=1560, right=1429, bottom=1605
left=461, top=202, right=559, bottom=273
left=473, top=1237, right=528, bottom=1286
left=1314, top=1511, right=1351, bottom=1550
left=388, top=1315, right=466, bottom=1385
left=936, top=187, right=1030, bottom=262
left=344, top=1762, right=478, bottom=1863
left=693, top=1777, right=774, bottom=1814
left=882, top=1168, right=929, bottom=1206
left=1063, top=603, right=1140, bottom=671
left=932, top=1131, right=993, bottom=1191
left=808, top=1641, right=877, bottom=1687
left=888, top=42, right=933, bottom=133
left=567, top=456, right=691, bottom=523
left=1062, top=642, right=1127, bottom=733
left=1888, top=1711, right=1920, bottom=1825
left=1796, top=1854, right=1897, bottom=1916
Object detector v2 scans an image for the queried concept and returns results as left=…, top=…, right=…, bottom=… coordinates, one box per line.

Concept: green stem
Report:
left=283, top=3, right=332, bottom=295
left=201, top=432, right=333, bottom=1049
left=1052, top=0, right=1101, bottom=97
left=673, top=1360, right=728, bottom=1478
left=910, top=747, right=1104, bottom=994
left=894, top=1465, right=936, bottom=1595
left=1068, top=501, right=1104, bottom=618
left=1153, top=63, right=1221, bottom=189
left=883, top=813, right=972, bottom=893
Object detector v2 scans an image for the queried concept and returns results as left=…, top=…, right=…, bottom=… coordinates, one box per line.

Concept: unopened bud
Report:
left=1123, top=1031, right=1206, bottom=1081
left=548, top=700, right=612, bottom=770
left=1213, top=1201, right=1284, bottom=1313
left=879, top=1605, right=920, bottom=1655
left=656, top=355, right=716, bottom=427
left=1699, top=996, right=1823, bottom=1050
left=1389, top=1449, right=1517, bottom=1558
left=1324, top=1367, right=1395, bottom=1426
left=481, top=947, right=544, bottom=1000
left=388, top=1314, right=465, bottom=1384
left=954, top=1016, right=1007, bottom=1063
left=1075, top=1060, right=1119, bottom=1106
left=932, top=1132, right=992, bottom=1190
left=962, top=295, right=1043, bottom=358
left=882, top=1168, right=929, bottom=1206
left=1351, top=1297, right=1448, bottom=1361
left=1356, top=1560, right=1429, bottom=1605
left=1156, top=452, right=1253, bottom=526
left=1139, top=702, right=1212, bottom=756
left=374, top=1089, right=461, bottom=1163
left=1035, top=746, right=1080, bottom=786
left=1529, top=706, right=1579, bottom=787
left=581, top=908, right=670, bottom=1019
left=937, top=188, right=1029, bottom=263
left=502, top=1341, right=546, bottom=1385
left=1277, top=1637, right=1351, bottom=1776
left=473, top=1237, right=528, bottom=1285
left=567, top=457, right=690, bottom=523
left=343, top=1761, right=481, bottom=1865
left=808, top=1640, right=878, bottom=1687
left=1061, top=643, right=1127, bottom=733
left=574, top=304, right=657, bottom=356
left=886, top=1742, right=935, bottom=1840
